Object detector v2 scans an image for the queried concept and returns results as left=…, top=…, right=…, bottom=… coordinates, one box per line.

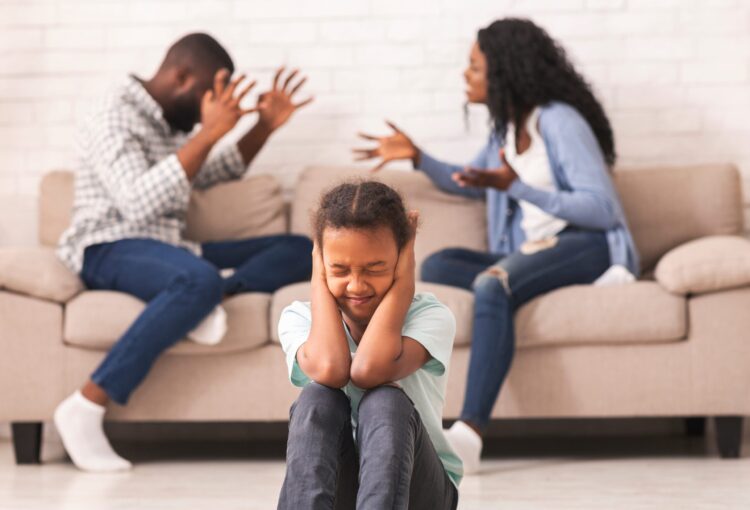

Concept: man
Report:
left=54, top=33, right=314, bottom=472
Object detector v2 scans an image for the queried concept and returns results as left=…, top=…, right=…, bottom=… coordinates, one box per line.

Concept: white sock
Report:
left=594, top=265, right=635, bottom=287
left=444, top=420, right=483, bottom=475
left=53, top=391, right=132, bottom=472
left=187, top=305, right=227, bottom=346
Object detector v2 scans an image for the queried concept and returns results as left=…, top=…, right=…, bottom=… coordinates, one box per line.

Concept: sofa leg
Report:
left=714, top=416, right=743, bottom=459
left=11, top=422, right=43, bottom=464
left=684, top=417, right=706, bottom=437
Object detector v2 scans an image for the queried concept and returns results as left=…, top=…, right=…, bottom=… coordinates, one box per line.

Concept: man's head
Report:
left=151, top=33, right=234, bottom=132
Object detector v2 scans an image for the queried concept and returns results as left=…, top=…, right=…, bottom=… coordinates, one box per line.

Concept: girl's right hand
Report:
left=353, top=121, right=419, bottom=172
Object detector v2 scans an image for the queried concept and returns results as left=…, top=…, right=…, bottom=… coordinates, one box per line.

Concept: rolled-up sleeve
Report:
left=192, top=143, right=247, bottom=190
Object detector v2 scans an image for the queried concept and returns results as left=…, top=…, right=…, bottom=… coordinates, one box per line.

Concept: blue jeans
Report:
left=278, top=383, right=458, bottom=510
left=420, top=228, right=610, bottom=430
left=80, top=235, right=313, bottom=404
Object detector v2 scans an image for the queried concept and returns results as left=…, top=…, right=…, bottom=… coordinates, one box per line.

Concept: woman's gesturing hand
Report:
left=353, top=121, right=420, bottom=172
left=452, top=148, right=518, bottom=191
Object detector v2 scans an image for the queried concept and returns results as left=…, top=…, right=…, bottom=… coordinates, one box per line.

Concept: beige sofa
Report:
left=2, top=164, right=750, bottom=464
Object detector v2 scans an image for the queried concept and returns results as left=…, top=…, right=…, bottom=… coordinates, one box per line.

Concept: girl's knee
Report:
left=293, top=383, right=350, bottom=421
left=359, top=385, right=412, bottom=418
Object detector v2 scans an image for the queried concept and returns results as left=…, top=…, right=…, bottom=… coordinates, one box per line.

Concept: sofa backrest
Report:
left=614, top=164, right=743, bottom=271
left=38, top=163, right=743, bottom=274
left=38, top=170, right=288, bottom=247
left=292, top=164, right=744, bottom=273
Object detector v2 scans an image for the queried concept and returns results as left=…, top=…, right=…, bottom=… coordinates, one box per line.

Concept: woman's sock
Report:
left=187, top=305, right=227, bottom=345
left=445, top=420, right=483, bottom=475
left=53, top=391, right=132, bottom=472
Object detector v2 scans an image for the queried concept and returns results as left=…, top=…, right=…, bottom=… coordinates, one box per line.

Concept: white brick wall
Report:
left=1, top=0, right=749, bottom=246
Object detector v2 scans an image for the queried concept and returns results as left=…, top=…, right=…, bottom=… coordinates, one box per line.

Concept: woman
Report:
left=277, top=181, right=460, bottom=509
left=354, top=18, right=639, bottom=475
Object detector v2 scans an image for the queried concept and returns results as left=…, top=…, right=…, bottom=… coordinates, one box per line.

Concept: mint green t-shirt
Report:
left=277, top=292, right=463, bottom=487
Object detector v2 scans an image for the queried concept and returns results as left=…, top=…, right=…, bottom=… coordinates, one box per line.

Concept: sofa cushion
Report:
left=270, top=281, right=476, bottom=346
left=271, top=281, right=686, bottom=349
left=0, top=246, right=83, bottom=303
left=655, top=236, right=750, bottom=295
left=515, top=281, right=687, bottom=348
left=184, top=175, right=287, bottom=242
left=64, top=291, right=271, bottom=355
left=38, top=171, right=287, bottom=247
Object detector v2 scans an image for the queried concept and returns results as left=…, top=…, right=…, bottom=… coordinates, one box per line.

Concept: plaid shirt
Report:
left=57, top=76, right=247, bottom=273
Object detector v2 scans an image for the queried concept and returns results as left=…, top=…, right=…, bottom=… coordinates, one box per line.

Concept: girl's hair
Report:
left=477, top=18, right=616, bottom=166
left=314, top=180, right=410, bottom=250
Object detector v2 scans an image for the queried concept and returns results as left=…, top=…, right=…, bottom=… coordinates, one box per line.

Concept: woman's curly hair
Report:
left=477, top=18, right=616, bottom=166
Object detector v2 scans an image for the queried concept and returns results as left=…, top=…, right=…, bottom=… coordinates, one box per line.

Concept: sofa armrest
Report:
left=655, top=236, right=750, bottom=295
left=0, top=246, right=84, bottom=303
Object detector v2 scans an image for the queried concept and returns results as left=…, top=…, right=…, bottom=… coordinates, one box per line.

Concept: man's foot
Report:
left=444, top=420, right=482, bottom=475
left=53, top=391, right=132, bottom=472
left=187, top=305, right=227, bottom=345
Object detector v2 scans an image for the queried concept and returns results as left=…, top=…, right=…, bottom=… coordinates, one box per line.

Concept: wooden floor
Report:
left=2, top=429, right=749, bottom=509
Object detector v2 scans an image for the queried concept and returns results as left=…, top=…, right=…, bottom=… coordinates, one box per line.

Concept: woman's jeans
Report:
left=278, top=383, right=458, bottom=510
left=80, top=235, right=313, bottom=404
left=420, top=228, right=610, bottom=430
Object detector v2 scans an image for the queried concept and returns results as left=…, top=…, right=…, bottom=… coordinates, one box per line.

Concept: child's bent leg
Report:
left=355, top=385, right=457, bottom=510
left=278, top=383, right=357, bottom=510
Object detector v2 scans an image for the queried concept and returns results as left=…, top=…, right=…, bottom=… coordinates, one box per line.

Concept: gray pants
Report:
left=278, top=383, right=459, bottom=510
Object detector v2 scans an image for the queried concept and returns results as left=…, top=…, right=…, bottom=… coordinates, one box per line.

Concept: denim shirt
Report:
left=417, top=101, right=640, bottom=277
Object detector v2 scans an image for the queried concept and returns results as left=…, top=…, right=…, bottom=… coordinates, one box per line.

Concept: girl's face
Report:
left=463, top=41, right=488, bottom=104
left=322, top=226, right=399, bottom=326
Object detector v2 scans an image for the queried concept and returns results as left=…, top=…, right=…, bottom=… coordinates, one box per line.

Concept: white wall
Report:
left=0, top=0, right=749, bottom=247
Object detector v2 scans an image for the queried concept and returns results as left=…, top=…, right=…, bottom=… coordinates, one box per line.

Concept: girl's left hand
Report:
left=393, top=211, right=419, bottom=289
left=452, top=149, right=518, bottom=191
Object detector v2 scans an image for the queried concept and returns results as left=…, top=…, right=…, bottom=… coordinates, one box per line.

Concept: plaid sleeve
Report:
left=90, top=116, right=191, bottom=224
left=192, top=143, right=247, bottom=190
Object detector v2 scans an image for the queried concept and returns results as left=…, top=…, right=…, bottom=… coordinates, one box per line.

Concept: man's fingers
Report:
left=241, top=106, right=260, bottom=115
left=289, top=76, right=307, bottom=97
left=201, top=89, right=213, bottom=105
left=293, top=96, right=314, bottom=109
left=223, top=74, right=245, bottom=100
left=272, top=66, right=285, bottom=90
left=213, top=68, right=229, bottom=97
left=234, top=80, right=257, bottom=104
left=282, top=69, right=299, bottom=92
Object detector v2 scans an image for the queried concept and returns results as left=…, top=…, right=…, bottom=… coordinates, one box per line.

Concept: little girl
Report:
left=277, top=181, right=461, bottom=510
